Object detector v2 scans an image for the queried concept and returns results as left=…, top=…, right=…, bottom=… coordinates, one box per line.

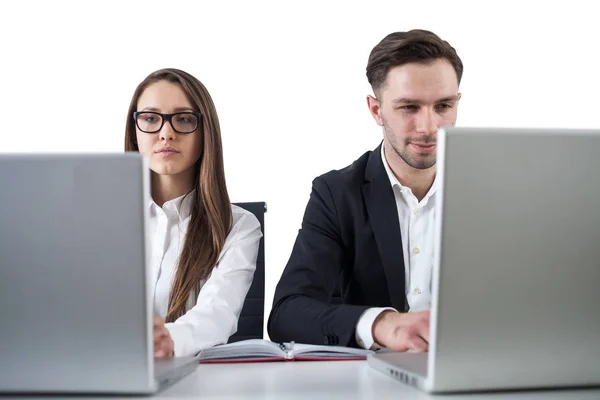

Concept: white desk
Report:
left=157, top=360, right=600, bottom=400
left=6, top=361, right=598, bottom=399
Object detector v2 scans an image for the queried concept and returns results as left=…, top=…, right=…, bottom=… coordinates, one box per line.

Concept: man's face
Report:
left=368, top=58, right=460, bottom=170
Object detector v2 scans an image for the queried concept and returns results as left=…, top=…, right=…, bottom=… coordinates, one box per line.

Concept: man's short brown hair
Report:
left=366, top=29, right=463, bottom=95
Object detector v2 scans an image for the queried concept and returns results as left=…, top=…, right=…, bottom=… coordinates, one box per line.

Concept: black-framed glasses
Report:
left=133, top=111, right=202, bottom=134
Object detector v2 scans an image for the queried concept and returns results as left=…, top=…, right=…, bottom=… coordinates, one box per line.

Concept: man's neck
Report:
left=151, top=170, right=195, bottom=208
left=384, top=144, right=436, bottom=202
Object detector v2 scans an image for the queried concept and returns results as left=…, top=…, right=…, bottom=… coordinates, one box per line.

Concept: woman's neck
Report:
left=151, top=170, right=195, bottom=207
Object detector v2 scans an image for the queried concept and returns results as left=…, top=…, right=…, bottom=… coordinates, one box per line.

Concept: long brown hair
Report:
left=125, top=68, right=232, bottom=322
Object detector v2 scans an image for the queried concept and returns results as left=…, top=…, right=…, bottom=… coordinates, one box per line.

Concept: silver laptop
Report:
left=368, top=127, right=600, bottom=393
left=0, top=154, right=197, bottom=394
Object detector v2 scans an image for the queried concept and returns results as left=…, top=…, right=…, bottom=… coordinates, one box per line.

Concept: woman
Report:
left=124, top=68, right=261, bottom=358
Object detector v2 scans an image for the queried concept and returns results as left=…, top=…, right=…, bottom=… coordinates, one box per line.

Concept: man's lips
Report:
left=410, top=143, right=436, bottom=153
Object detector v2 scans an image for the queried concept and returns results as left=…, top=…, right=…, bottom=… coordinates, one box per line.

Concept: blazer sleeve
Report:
left=267, top=175, right=369, bottom=347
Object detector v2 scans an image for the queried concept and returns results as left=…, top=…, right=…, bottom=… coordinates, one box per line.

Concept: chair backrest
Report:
left=229, top=202, right=266, bottom=342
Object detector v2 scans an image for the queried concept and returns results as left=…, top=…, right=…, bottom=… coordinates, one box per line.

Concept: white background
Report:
left=1, top=0, right=598, bottom=337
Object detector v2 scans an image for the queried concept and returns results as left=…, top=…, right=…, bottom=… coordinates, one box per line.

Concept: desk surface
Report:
left=6, top=360, right=600, bottom=399
left=157, top=360, right=599, bottom=400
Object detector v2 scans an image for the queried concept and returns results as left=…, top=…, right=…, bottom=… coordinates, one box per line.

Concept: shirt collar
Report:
left=380, top=144, right=438, bottom=200
left=148, top=189, right=195, bottom=222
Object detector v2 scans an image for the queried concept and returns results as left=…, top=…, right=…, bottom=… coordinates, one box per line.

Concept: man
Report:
left=267, top=29, right=463, bottom=352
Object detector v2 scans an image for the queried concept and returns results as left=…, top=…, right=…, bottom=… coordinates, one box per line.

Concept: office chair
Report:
left=229, top=202, right=266, bottom=342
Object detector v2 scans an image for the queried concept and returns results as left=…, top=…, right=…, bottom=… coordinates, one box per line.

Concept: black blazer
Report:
left=268, top=143, right=408, bottom=347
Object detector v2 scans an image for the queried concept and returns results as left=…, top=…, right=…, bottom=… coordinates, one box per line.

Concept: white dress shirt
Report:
left=355, top=145, right=437, bottom=349
left=148, top=191, right=262, bottom=357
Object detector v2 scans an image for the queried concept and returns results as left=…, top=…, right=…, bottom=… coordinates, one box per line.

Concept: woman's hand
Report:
left=153, top=316, right=175, bottom=358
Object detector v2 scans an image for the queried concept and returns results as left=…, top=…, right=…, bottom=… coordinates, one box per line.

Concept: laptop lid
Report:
left=0, top=153, right=156, bottom=394
left=427, top=127, right=600, bottom=392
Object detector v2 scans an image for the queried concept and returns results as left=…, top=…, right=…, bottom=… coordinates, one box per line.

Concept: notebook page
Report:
left=286, top=342, right=371, bottom=358
left=196, top=339, right=286, bottom=361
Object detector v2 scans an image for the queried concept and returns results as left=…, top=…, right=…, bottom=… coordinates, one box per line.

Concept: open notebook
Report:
left=196, top=339, right=372, bottom=363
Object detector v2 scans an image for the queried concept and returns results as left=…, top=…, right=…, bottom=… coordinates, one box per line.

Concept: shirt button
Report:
left=414, top=288, right=422, bottom=295
left=413, top=208, right=419, bottom=215
left=413, top=247, right=420, bottom=254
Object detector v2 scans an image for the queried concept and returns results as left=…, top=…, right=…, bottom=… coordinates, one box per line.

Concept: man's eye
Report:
left=399, top=105, right=418, bottom=111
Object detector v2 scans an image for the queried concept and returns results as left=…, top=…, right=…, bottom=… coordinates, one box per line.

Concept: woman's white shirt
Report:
left=148, top=192, right=262, bottom=357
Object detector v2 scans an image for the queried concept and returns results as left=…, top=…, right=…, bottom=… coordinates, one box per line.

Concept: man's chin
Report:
left=408, top=159, right=437, bottom=170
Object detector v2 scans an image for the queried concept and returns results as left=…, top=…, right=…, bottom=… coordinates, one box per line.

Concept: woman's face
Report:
left=134, top=80, right=203, bottom=177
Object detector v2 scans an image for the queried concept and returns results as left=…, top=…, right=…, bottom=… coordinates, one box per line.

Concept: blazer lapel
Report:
left=362, top=144, right=408, bottom=311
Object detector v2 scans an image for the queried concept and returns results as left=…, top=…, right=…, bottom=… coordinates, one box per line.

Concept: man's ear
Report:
left=367, top=95, right=384, bottom=127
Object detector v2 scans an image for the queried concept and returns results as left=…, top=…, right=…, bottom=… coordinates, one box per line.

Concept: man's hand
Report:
left=153, top=316, right=175, bottom=358
left=372, top=310, right=430, bottom=352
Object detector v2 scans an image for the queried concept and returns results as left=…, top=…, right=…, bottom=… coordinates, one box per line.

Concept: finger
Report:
left=408, top=310, right=430, bottom=324
left=155, top=337, right=173, bottom=358
left=153, top=316, right=165, bottom=328
left=154, top=327, right=168, bottom=341
left=379, top=313, right=430, bottom=352
left=421, top=310, right=431, bottom=321
left=407, top=336, right=429, bottom=352
left=159, top=334, right=174, bottom=355
left=154, top=337, right=168, bottom=358
left=416, top=319, right=431, bottom=344
left=165, top=339, right=174, bottom=357
left=384, top=328, right=417, bottom=352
